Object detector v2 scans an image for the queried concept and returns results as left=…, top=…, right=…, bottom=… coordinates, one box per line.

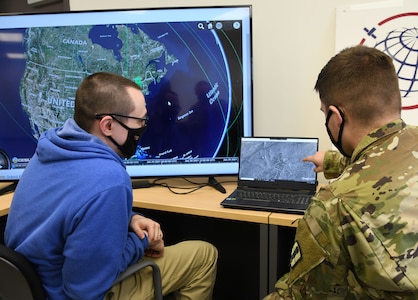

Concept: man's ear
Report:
left=98, top=116, right=113, bottom=137
left=328, top=105, right=344, bottom=126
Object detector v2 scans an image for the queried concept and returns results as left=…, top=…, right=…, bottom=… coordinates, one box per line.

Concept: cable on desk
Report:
left=150, top=177, right=236, bottom=195
left=150, top=177, right=206, bottom=194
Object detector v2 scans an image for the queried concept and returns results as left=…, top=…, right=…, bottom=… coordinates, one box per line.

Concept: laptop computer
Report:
left=221, top=136, right=318, bottom=214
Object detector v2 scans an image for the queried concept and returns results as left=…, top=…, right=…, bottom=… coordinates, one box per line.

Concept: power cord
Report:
left=147, top=177, right=236, bottom=195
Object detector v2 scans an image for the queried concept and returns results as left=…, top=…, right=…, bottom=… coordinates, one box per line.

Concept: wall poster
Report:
left=336, top=0, right=418, bottom=125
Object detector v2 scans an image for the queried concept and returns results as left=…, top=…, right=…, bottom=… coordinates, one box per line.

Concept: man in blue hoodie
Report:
left=5, top=72, right=218, bottom=300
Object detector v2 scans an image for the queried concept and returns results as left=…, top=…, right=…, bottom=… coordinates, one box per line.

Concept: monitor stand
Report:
left=208, top=176, right=226, bottom=194
left=0, top=182, right=17, bottom=196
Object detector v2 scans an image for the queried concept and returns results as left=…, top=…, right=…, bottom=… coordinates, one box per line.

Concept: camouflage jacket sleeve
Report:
left=264, top=192, right=360, bottom=300
left=264, top=119, right=418, bottom=300
left=323, top=150, right=348, bottom=180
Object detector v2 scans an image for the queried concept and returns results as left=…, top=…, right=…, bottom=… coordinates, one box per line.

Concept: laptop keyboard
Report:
left=237, top=189, right=311, bottom=205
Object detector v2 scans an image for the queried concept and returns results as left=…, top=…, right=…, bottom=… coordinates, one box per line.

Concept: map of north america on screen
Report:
left=15, top=22, right=234, bottom=161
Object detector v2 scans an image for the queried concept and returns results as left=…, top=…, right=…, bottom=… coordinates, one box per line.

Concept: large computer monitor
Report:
left=0, top=6, right=253, bottom=184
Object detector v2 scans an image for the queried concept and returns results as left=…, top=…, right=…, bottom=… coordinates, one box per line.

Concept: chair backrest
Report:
left=0, top=244, right=46, bottom=300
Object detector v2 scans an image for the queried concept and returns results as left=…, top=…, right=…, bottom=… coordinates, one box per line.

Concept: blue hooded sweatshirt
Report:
left=5, top=118, right=149, bottom=300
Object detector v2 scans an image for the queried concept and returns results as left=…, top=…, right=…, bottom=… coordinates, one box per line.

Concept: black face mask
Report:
left=108, top=118, right=147, bottom=158
left=325, top=106, right=351, bottom=158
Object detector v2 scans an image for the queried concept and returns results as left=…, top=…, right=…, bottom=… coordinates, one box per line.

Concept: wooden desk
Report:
left=0, top=183, right=13, bottom=217
left=131, top=176, right=271, bottom=298
left=129, top=177, right=303, bottom=298
left=132, top=177, right=271, bottom=224
left=1, top=178, right=303, bottom=226
left=269, top=212, right=300, bottom=227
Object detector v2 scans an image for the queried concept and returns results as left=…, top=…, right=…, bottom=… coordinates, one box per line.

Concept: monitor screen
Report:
left=0, top=6, right=253, bottom=181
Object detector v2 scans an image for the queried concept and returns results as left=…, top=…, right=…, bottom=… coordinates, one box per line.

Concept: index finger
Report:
left=302, top=155, right=313, bottom=162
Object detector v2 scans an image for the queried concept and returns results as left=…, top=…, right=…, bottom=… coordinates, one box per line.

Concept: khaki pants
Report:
left=104, top=240, right=218, bottom=300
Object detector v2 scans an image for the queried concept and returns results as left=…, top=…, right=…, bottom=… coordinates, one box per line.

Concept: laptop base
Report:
left=221, top=190, right=307, bottom=215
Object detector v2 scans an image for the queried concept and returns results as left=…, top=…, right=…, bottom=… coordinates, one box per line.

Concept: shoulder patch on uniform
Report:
left=290, top=241, right=302, bottom=269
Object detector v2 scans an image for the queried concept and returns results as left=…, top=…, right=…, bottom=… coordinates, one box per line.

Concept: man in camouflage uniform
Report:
left=264, top=45, right=418, bottom=299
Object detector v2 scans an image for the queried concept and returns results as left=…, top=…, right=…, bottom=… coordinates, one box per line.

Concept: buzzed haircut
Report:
left=74, top=72, right=141, bottom=132
left=315, top=45, right=402, bottom=125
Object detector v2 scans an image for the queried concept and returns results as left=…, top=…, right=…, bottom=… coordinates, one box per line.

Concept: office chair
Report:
left=0, top=244, right=163, bottom=300
left=0, top=243, right=45, bottom=300
left=112, top=259, right=163, bottom=300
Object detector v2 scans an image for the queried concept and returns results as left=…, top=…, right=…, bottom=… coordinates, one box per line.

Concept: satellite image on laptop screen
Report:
left=239, top=138, right=317, bottom=184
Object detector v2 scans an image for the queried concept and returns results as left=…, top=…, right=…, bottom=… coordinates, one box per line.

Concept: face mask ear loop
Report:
left=335, top=106, right=345, bottom=144
left=326, top=105, right=350, bottom=158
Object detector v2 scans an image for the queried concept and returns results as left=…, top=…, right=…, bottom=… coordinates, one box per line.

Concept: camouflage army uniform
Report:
left=264, top=119, right=418, bottom=299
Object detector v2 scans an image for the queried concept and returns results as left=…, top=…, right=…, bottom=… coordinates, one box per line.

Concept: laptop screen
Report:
left=239, top=137, right=318, bottom=186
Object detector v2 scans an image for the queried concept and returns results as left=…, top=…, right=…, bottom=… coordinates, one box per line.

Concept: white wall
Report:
left=69, top=0, right=384, bottom=182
